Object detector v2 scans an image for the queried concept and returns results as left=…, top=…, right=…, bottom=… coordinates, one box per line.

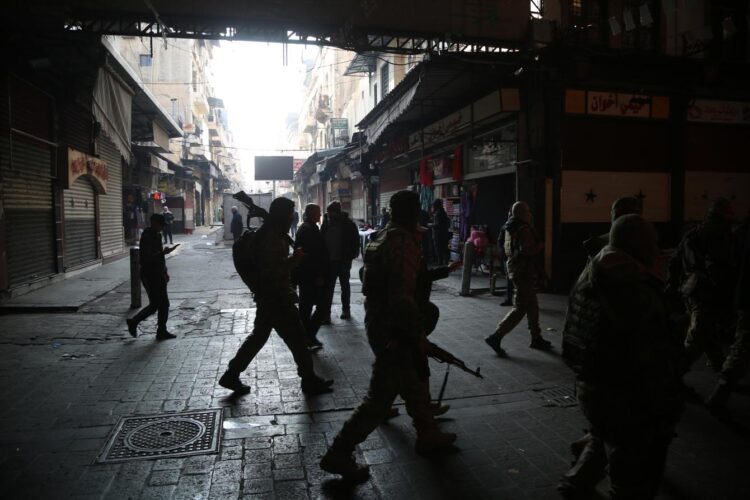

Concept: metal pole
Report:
left=130, top=247, right=141, bottom=309
left=460, top=241, right=474, bottom=296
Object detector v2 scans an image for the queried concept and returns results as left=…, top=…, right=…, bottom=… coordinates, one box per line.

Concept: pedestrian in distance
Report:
left=378, top=207, right=390, bottom=228
left=294, top=204, right=328, bottom=350
left=320, top=190, right=456, bottom=483
left=560, top=214, right=684, bottom=499
left=291, top=209, right=300, bottom=238
left=230, top=205, right=243, bottom=242
left=219, top=197, right=333, bottom=396
left=127, top=213, right=179, bottom=340
left=485, top=201, right=552, bottom=356
left=162, top=206, right=174, bottom=245
left=432, top=198, right=451, bottom=265
left=321, top=201, right=360, bottom=321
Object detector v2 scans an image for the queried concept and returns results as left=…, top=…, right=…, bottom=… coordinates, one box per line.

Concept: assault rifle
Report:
left=233, top=191, right=294, bottom=246
left=428, top=342, right=483, bottom=379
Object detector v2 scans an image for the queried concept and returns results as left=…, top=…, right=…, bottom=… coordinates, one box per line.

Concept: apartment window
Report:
left=139, top=54, right=153, bottom=67
left=373, top=84, right=379, bottom=106
left=380, top=63, right=390, bottom=96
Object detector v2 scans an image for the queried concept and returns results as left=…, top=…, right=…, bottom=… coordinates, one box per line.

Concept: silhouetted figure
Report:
left=378, top=207, right=390, bottom=228
left=127, top=213, right=179, bottom=340
left=706, top=212, right=750, bottom=416
left=668, top=198, right=736, bottom=373
left=291, top=209, right=300, bottom=238
left=562, top=215, right=684, bottom=499
left=218, top=197, right=333, bottom=396
left=162, top=206, right=174, bottom=244
left=294, top=204, right=328, bottom=349
left=485, top=201, right=551, bottom=356
left=432, top=199, right=450, bottom=265
left=320, top=191, right=456, bottom=483
left=497, top=208, right=514, bottom=306
left=230, top=206, right=243, bottom=242
left=321, top=201, right=360, bottom=320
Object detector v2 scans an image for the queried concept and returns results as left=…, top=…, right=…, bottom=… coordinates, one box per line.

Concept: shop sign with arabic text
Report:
left=687, top=99, right=750, bottom=125
left=587, top=92, right=651, bottom=118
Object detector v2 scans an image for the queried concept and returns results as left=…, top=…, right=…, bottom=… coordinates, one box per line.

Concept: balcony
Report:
left=315, top=94, right=332, bottom=124
left=192, top=94, right=210, bottom=116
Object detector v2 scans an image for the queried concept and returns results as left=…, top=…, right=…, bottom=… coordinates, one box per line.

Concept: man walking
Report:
left=294, top=204, right=328, bottom=349
left=668, top=198, right=736, bottom=373
left=320, top=191, right=456, bottom=482
left=561, top=215, right=684, bottom=499
left=162, top=206, right=174, bottom=245
left=485, top=201, right=551, bottom=356
left=321, top=201, right=360, bottom=321
left=230, top=206, right=244, bottom=242
left=218, top=197, right=333, bottom=396
left=127, top=213, right=179, bottom=340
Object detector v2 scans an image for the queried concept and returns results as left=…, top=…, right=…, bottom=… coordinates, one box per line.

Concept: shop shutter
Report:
left=63, top=177, right=97, bottom=268
left=3, top=137, right=57, bottom=286
left=96, top=133, right=124, bottom=257
left=380, top=190, right=397, bottom=213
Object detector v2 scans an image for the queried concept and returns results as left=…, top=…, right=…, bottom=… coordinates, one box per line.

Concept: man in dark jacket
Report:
left=485, top=201, right=551, bottom=356
left=562, top=215, right=684, bottom=499
left=583, top=196, right=642, bottom=259
left=705, top=212, right=750, bottom=415
left=230, top=206, right=244, bottom=242
left=321, top=201, right=360, bottom=320
left=432, top=199, right=451, bottom=265
left=218, top=198, right=334, bottom=396
left=294, top=204, right=328, bottom=349
left=127, top=213, right=179, bottom=340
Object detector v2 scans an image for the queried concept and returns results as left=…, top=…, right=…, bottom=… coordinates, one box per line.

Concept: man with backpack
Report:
left=561, top=214, right=684, bottom=499
left=667, top=198, right=736, bottom=374
left=321, top=201, right=360, bottom=321
left=218, top=197, right=333, bottom=396
left=485, top=201, right=552, bottom=356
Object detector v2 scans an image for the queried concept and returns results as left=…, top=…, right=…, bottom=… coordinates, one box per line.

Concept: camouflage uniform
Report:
left=328, top=223, right=440, bottom=451
left=669, top=215, right=736, bottom=371
left=486, top=215, right=546, bottom=348
left=225, top=224, right=319, bottom=382
left=572, top=242, right=684, bottom=499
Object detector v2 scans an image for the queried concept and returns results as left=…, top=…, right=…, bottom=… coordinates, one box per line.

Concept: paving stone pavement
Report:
left=0, top=239, right=748, bottom=499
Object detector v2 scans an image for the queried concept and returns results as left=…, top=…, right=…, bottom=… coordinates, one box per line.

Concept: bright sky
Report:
left=211, top=41, right=317, bottom=189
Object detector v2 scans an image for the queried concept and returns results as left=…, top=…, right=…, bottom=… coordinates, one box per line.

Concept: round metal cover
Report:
left=124, top=417, right=206, bottom=453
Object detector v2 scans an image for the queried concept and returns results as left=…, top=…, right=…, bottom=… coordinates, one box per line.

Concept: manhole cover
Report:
left=535, top=386, right=578, bottom=407
left=97, top=409, right=222, bottom=463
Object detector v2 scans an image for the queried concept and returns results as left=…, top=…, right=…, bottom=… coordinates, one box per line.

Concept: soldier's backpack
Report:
left=561, top=267, right=618, bottom=378
left=232, top=229, right=261, bottom=295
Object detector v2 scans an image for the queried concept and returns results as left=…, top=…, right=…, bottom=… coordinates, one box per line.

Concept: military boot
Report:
left=414, top=427, right=457, bottom=454
left=320, top=447, right=370, bottom=483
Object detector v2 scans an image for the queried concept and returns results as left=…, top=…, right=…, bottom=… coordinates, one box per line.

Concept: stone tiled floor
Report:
left=0, top=241, right=748, bottom=499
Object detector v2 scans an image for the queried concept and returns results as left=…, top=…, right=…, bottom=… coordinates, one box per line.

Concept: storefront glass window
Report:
left=468, top=121, right=517, bottom=174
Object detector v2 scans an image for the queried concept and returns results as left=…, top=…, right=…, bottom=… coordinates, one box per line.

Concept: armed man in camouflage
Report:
left=563, top=215, right=684, bottom=499
left=485, top=201, right=552, bottom=356
left=668, top=198, right=736, bottom=373
left=320, top=190, right=456, bottom=482
left=218, top=197, right=333, bottom=396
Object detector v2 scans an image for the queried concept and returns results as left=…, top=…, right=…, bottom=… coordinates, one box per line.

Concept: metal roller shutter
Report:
left=63, top=177, right=97, bottom=268
left=96, top=133, right=124, bottom=257
left=3, top=137, right=57, bottom=286
left=379, top=190, right=397, bottom=213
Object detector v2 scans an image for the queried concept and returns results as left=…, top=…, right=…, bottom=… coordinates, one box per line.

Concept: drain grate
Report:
left=97, top=409, right=223, bottom=463
left=535, top=386, right=578, bottom=407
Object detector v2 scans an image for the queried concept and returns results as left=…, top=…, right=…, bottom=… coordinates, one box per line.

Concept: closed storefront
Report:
left=378, top=164, right=411, bottom=212
left=96, top=132, right=124, bottom=257
left=1, top=75, right=58, bottom=289
left=63, top=176, right=97, bottom=268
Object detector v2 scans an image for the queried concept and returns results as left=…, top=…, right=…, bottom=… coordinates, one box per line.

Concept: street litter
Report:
left=61, top=353, right=95, bottom=360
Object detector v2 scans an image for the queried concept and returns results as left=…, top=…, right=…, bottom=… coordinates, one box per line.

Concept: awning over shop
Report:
left=357, top=54, right=518, bottom=146
left=344, top=52, right=378, bottom=75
